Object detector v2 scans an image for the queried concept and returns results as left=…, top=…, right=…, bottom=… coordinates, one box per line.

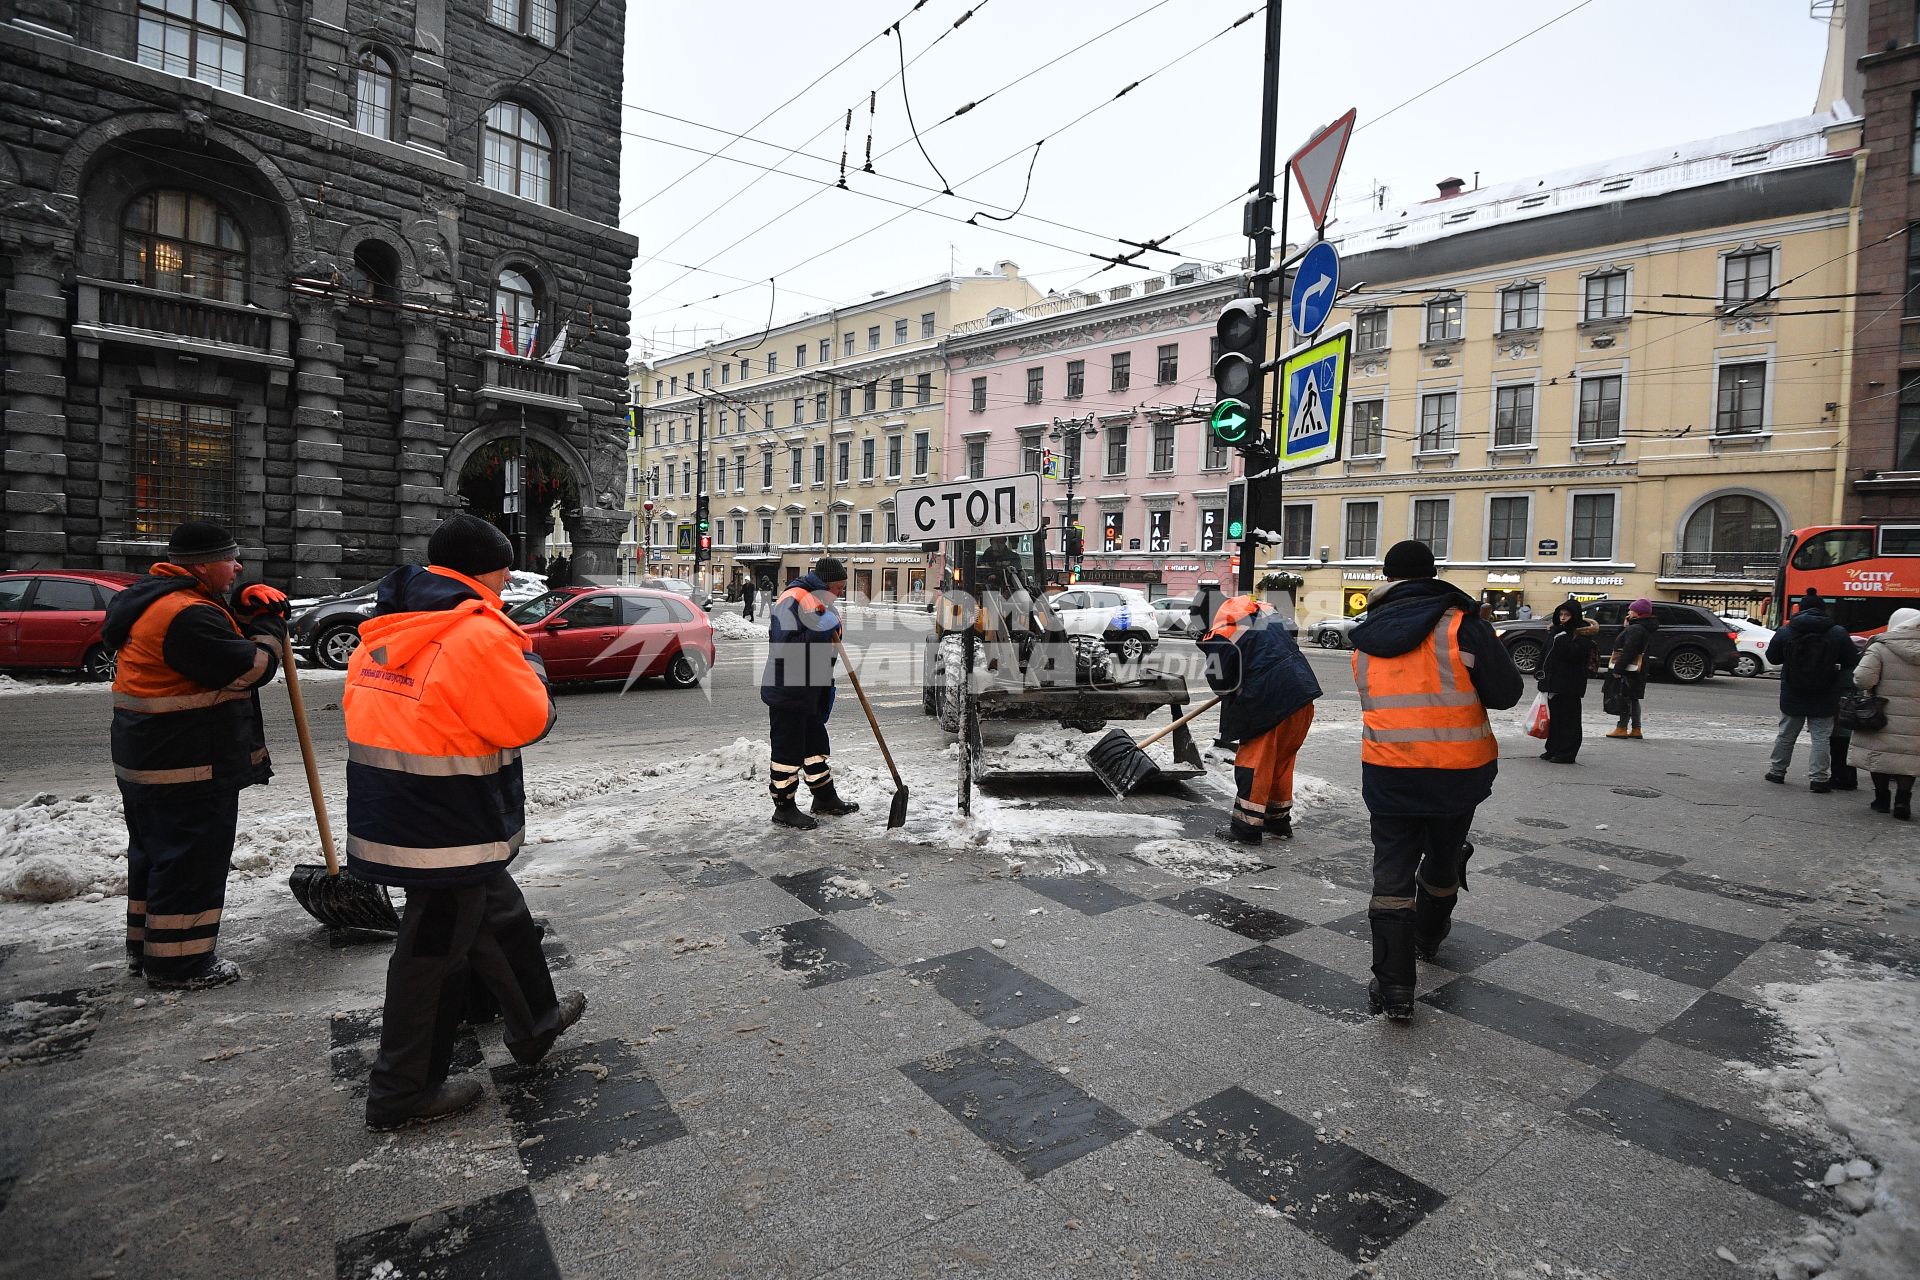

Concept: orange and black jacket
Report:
left=1196, top=596, right=1321, bottom=742
left=759, top=572, right=841, bottom=713
left=102, top=563, right=276, bottom=800
left=342, top=565, right=555, bottom=890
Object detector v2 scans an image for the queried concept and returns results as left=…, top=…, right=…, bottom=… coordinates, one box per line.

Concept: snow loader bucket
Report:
left=1082, top=694, right=1222, bottom=798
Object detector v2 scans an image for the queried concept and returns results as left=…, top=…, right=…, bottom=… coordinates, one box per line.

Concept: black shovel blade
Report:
left=1085, top=727, right=1159, bottom=798
left=289, top=863, right=402, bottom=932
left=887, top=784, right=909, bottom=830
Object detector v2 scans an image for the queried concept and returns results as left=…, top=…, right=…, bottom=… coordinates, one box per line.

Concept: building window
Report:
left=966, top=439, right=986, bottom=479
left=821, top=338, right=833, bottom=362
left=121, top=189, right=248, bottom=303
left=719, top=364, right=730, bottom=385
left=814, top=514, right=827, bottom=544
left=894, top=318, right=908, bottom=344
left=889, top=377, right=904, bottom=409
left=1583, top=271, right=1629, bottom=321
left=843, top=333, right=855, bottom=357
left=815, top=392, right=828, bottom=421
left=761, top=517, right=774, bottom=543
left=859, top=512, right=873, bottom=543
left=795, top=344, right=807, bottom=368
left=1019, top=431, right=1042, bottom=474
left=1577, top=375, right=1623, bottom=442
left=971, top=376, right=987, bottom=412
left=1683, top=494, right=1782, bottom=558
left=921, top=311, right=936, bottom=339
left=493, top=267, right=538, bottom=352
left=1157, top=344, right=1179, bottom=383
left=1355, top=308, right=1388, bottom=353
left=1350, top=399, right=1384, bottom=456
left=1411, top=498, right=1450, bottom=559
left=1147, top=509, right=1171, bottom=553
left=130, top=399, right=238, bottom=536
left=353, top=51, right=396, bottom=139
left=916, top=372, right=931, bottom=404
left=1063, top=431, right=1083, bottom=478
left=1901, top=373, right=1920, bottom=470
left=1066, top=360, right=1085, bottom=399
left=1102, top=512, right=1125, bottom=552
left=734, top=457, right=747, bottom=491
left=1282, top=504, right=1312, bottom=559
left=481, top=102, right=555, bottom=205
left=913, top=431, right=930, bottom=475
left=1151, top=422, right=1175, bottom=472
left=1715, top=362, right=1767, bottom=436
left=861, top=437, right=875, bottom=480
left=839, top=388, right=853, bottom=416
left=1097, top=352, right=1125, bottom=395
left=1423, top=296, right=1462, bottom=343
left=137, top=0, right=246, bottom=92
left=1723, top=251, right=1772, bottom=306
left=1203, top=431, right=1228, bottom=471
left=862, top=382, right=877, bottom=413
left=789, top=516, right=801, bottom=543
left=1343, top=502, right=1380, bottom=560
left=1570, top=493, right=1616, bottom=560
left=669, top=376, right=677, bottom=394
left=1498, top=284, right=1540, bottom=331
left=1912, top=94, right=1920, bottom=173
left=1487, top=495, right=1529, bottom=559
left=789, top=447, right=802, bottom=486
left=886, top=509, right=898, bottom=542
left=488, top=0, right=558, bottom=45
left=887, top=434, right=902, bottom=478
left=766, top=353, right=778, bottom=374
left=867, top=325, right=881, bottom=351
left=762, top=451, right=774, bottom=488
left=1493, top=384, right=1535, bottom=448
left=1026, top=367, right=1043, bottom=404
left=1418, top=392, right=1458, bottom=452
left=793, top=396, right=805, bottom=423
left=1105, top=428, right=1128, bottom=476
left=836, top=440, right=850, bottom=483
left=701, top=369, right=710, bottom=388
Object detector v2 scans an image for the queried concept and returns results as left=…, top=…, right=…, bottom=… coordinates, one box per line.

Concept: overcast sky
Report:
left=614, top=0, right=1835, bottom=361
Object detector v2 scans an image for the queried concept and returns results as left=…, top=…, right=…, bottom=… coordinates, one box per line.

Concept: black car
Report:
left=1493, top=599, right=1738, bottom=684
left=291, top=581, right=379, bottom=670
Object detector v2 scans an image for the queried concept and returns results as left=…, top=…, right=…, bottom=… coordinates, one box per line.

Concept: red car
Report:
left=0, top=570, right=141, bottom=681
left=509, top=586, right=714, bottom=687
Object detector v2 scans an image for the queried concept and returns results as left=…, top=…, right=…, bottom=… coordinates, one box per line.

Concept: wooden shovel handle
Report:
left=1131, top=694, right=1223, bottom=751
left=279, top=637, right=341, bottom=876
left=833, top=637, right=904, bottom=789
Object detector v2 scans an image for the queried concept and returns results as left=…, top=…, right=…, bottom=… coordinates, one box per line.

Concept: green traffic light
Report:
left=1210, top=398, right=1252, bottom=444
left=1227, top=519, right=1245, bottom=539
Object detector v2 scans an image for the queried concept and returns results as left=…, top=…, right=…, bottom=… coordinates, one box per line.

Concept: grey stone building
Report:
left=0, top=0, right=637, bottom=593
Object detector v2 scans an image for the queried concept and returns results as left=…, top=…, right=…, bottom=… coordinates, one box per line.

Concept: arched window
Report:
left=494, top=267, right=538, bottom=354
left=481, top=103, right=554, bottom=205
left=353, top=51, right=396, bottom=140
left=1682, top=494, right=1782, bottom=558
left=121, top=189, right=248, bottom=303
left=136, top=0, right=247, bottom=93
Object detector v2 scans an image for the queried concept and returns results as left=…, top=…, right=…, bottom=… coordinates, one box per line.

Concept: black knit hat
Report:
left=167, top=521, right=239, bottom=565
left=428, top=513, right=513, bottom=577
left=813, top=556, right=849, bottom=583
left=1383, top=539, right=1437, bottom=581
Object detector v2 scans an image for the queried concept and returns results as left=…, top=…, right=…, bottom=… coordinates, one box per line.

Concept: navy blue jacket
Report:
left=760, top=573, right=842, bottom=714
left=1198, top=611, right=1321, bottom=742
left=1349, top=578, right=1524, bottom=816
left=1767, top=608, right=1859, bottom=718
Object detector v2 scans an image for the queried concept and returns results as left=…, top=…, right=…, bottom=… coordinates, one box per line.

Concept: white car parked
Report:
left=1725, top=616, right=1777, bottom=677
left=1149, top=595, right=1195, bottom=636
left=1048, top=586, right=1160, bottom=662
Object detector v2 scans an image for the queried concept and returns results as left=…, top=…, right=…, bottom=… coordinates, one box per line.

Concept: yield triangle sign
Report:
left=1289, top=108, right=1357, bottom=231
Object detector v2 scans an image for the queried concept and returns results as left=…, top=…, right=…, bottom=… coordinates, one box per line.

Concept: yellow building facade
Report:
left=630, top=263, right=1039, bottom=601
left=1275, top=114, right=1862, bottom=625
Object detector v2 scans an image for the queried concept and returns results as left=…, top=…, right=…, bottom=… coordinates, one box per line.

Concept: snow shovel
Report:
left=1085, top=695, right=1223, bottom=799
left=833, top=637, right=908, bottom=829
left=281, top=638, right=402, bottom=932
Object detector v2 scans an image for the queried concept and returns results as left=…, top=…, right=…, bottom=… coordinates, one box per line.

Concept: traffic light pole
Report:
left=1239, top=0, right=1285, bottom=595
left=695, top=398, right=707, bottom=578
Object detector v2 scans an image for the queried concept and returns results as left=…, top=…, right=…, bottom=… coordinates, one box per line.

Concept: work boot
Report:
left=508, top=991, right=588, bottom=1067
left=1766, top=772, right=1787, bottom=785
left=771, top=800, right=818, bottom=830
left=810, top=787, right=861, bottom=817
left=365, top=1077, right=484, bottom=1132
left=1368, top=978, right=1415, bottom=1023
left=1369, top=917, right=1418, bottom=1020
left=146, top=957, right=241, bottom=992
left=1414, top=885, right=1458, bottom=962
left=1605, top=727, right=1631, bottom=739
left=1265, top=808, right=1293, bottom=840
left=1216, top=824, right=1262, bottom=845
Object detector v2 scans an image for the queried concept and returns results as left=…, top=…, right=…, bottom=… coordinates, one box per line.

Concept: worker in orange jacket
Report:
left=344, top=514, right=585, bottom=1130
left=1196, top=596, right=1321, bottom=842
left=101, top=521, right=289, bottom=990
left=1348, top=541, right=1522, bottom=1021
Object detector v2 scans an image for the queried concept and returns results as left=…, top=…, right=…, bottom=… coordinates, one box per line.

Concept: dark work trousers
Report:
left=768, top=704, right=832, bottom=803
left=1829, top=731, right=1857, bottom=789
left=1367, top=810, right=1476, bottom=991
left=1543, top=693, right=1584, bottom=762
left=122, top=788, right=240, bottom=979
left=366, top=871, right=562, bottom=1120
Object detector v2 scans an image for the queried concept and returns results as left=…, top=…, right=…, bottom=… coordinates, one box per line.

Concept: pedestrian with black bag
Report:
left=1537, top=599, right=1598, bottom=764
left=1765, top=590, right=1860, bottom=792
left=1604, top=599, right=1657, bottom=740
left=1849, top=606, right=1919, bottom=819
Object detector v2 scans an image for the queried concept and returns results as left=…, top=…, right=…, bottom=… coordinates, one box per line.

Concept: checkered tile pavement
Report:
left=303, top=813, right=1920, bottom=1278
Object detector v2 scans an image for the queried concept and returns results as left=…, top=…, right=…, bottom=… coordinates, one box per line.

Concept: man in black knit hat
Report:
left=103, top=521, right=290, bottom=989
left=761, top=556, right=860, bottom=829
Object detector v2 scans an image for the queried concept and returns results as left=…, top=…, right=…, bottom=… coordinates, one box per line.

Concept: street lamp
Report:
left=1047, top=414, right=1098, bottom=580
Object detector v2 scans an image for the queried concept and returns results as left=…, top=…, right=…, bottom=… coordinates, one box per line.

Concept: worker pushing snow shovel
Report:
left=1194, top=594, right=1322, bottom=843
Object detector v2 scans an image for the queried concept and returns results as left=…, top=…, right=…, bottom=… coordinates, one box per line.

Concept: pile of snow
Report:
left=1129, top=838, right=1270, bottom=883
left=632, top=736, right=766, bottom=782
left=987, top=729, right=1182, bottom=774
left=706, top=610, right=766, bottom=642
left=0, top=793, right=128, bottom=902
left=0, top=674, right=103, bottom=697
left=1752, top=973, right=1920, bottom=1279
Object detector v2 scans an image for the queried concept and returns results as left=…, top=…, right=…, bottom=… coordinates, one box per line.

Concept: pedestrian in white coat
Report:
left=1852, top=606, right=1920, bottom=820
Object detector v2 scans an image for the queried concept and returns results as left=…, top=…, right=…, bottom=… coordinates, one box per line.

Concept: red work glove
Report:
left=237, top=583, right=291, bottom=620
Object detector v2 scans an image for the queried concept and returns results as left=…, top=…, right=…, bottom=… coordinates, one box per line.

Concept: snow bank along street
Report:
left=3, top=658, right=1919, bottom=1280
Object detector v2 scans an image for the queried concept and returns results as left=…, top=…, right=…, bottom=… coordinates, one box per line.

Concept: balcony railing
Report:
left=482, top=351, right=581, bottom=410
left=1658, top=551, right=1779, bottom=581
left=73, top=277, right=292, bottom=363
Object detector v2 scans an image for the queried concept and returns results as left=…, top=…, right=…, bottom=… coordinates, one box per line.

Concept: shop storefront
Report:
left=1066, top=556, right=1234, bottom=597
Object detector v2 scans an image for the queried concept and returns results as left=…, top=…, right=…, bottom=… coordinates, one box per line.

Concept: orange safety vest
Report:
left=1352, top=608, right=1497, bottom=770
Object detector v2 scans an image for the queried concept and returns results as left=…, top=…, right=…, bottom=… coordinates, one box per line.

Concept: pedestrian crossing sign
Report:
left=1277, top=326, right=1351, bottom=473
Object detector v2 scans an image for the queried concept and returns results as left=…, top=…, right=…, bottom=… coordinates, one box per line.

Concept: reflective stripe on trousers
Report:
left=346, top=829, right=524, bottom=870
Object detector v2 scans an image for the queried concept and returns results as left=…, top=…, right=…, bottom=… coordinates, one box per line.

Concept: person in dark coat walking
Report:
left=1605, top=599, right=1659, bottom=739
left=1349, top=541, right=1524, bottom=1021
left=1197, top=596, right=1322, bottom=842
left=1765, top=590, right=1860, bottom=791
left=741, top=575, right=759, bottom=621
left=1537, top=599, right=1599, bottom=763
left=761, top=557, right=859, bottom=829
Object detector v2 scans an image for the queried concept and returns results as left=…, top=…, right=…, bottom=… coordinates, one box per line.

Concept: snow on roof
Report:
left=1330, top=112, right=1858, bottom=259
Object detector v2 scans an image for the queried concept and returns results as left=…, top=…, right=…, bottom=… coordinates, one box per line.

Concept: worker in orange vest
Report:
left=102, top=522, right=289, bottom=990
left=1349, top=541, right=1522, bottom=1021
left=1196, top=595, right=1321, bottom=841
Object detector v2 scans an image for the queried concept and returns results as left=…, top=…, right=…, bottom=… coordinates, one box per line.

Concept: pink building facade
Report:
left=940, top=264, right=1245, bottom=598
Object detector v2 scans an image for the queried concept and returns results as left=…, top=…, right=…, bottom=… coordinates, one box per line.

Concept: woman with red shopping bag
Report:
left=1537, top=599, right=1599, bottom=763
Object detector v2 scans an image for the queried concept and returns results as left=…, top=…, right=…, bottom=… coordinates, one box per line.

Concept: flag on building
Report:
left=542, top=321, right=570, bottom=365
left=497, top=310, right=514, bottom=354
left=521, top=319, right=541, bottom=358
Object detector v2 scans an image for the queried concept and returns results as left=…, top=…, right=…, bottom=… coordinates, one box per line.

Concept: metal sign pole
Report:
left=1240, top=0, right=1284, bottom=596
left=517, top=402, right=528, bottom=570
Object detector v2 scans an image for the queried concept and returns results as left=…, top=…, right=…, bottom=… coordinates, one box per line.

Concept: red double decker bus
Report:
left=1772, top=524, right=1920, bottom=634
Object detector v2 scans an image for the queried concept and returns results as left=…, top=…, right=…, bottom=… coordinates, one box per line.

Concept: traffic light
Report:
left=695, top=495, right=710, bottom=536
left=699, top=535, right=711, bottom=552
left=1225, top=480, right=1247, bottom=543
left=1211, top=298, right=1277, bottom=471
left=1065, top=523, right=1085, bottom=557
